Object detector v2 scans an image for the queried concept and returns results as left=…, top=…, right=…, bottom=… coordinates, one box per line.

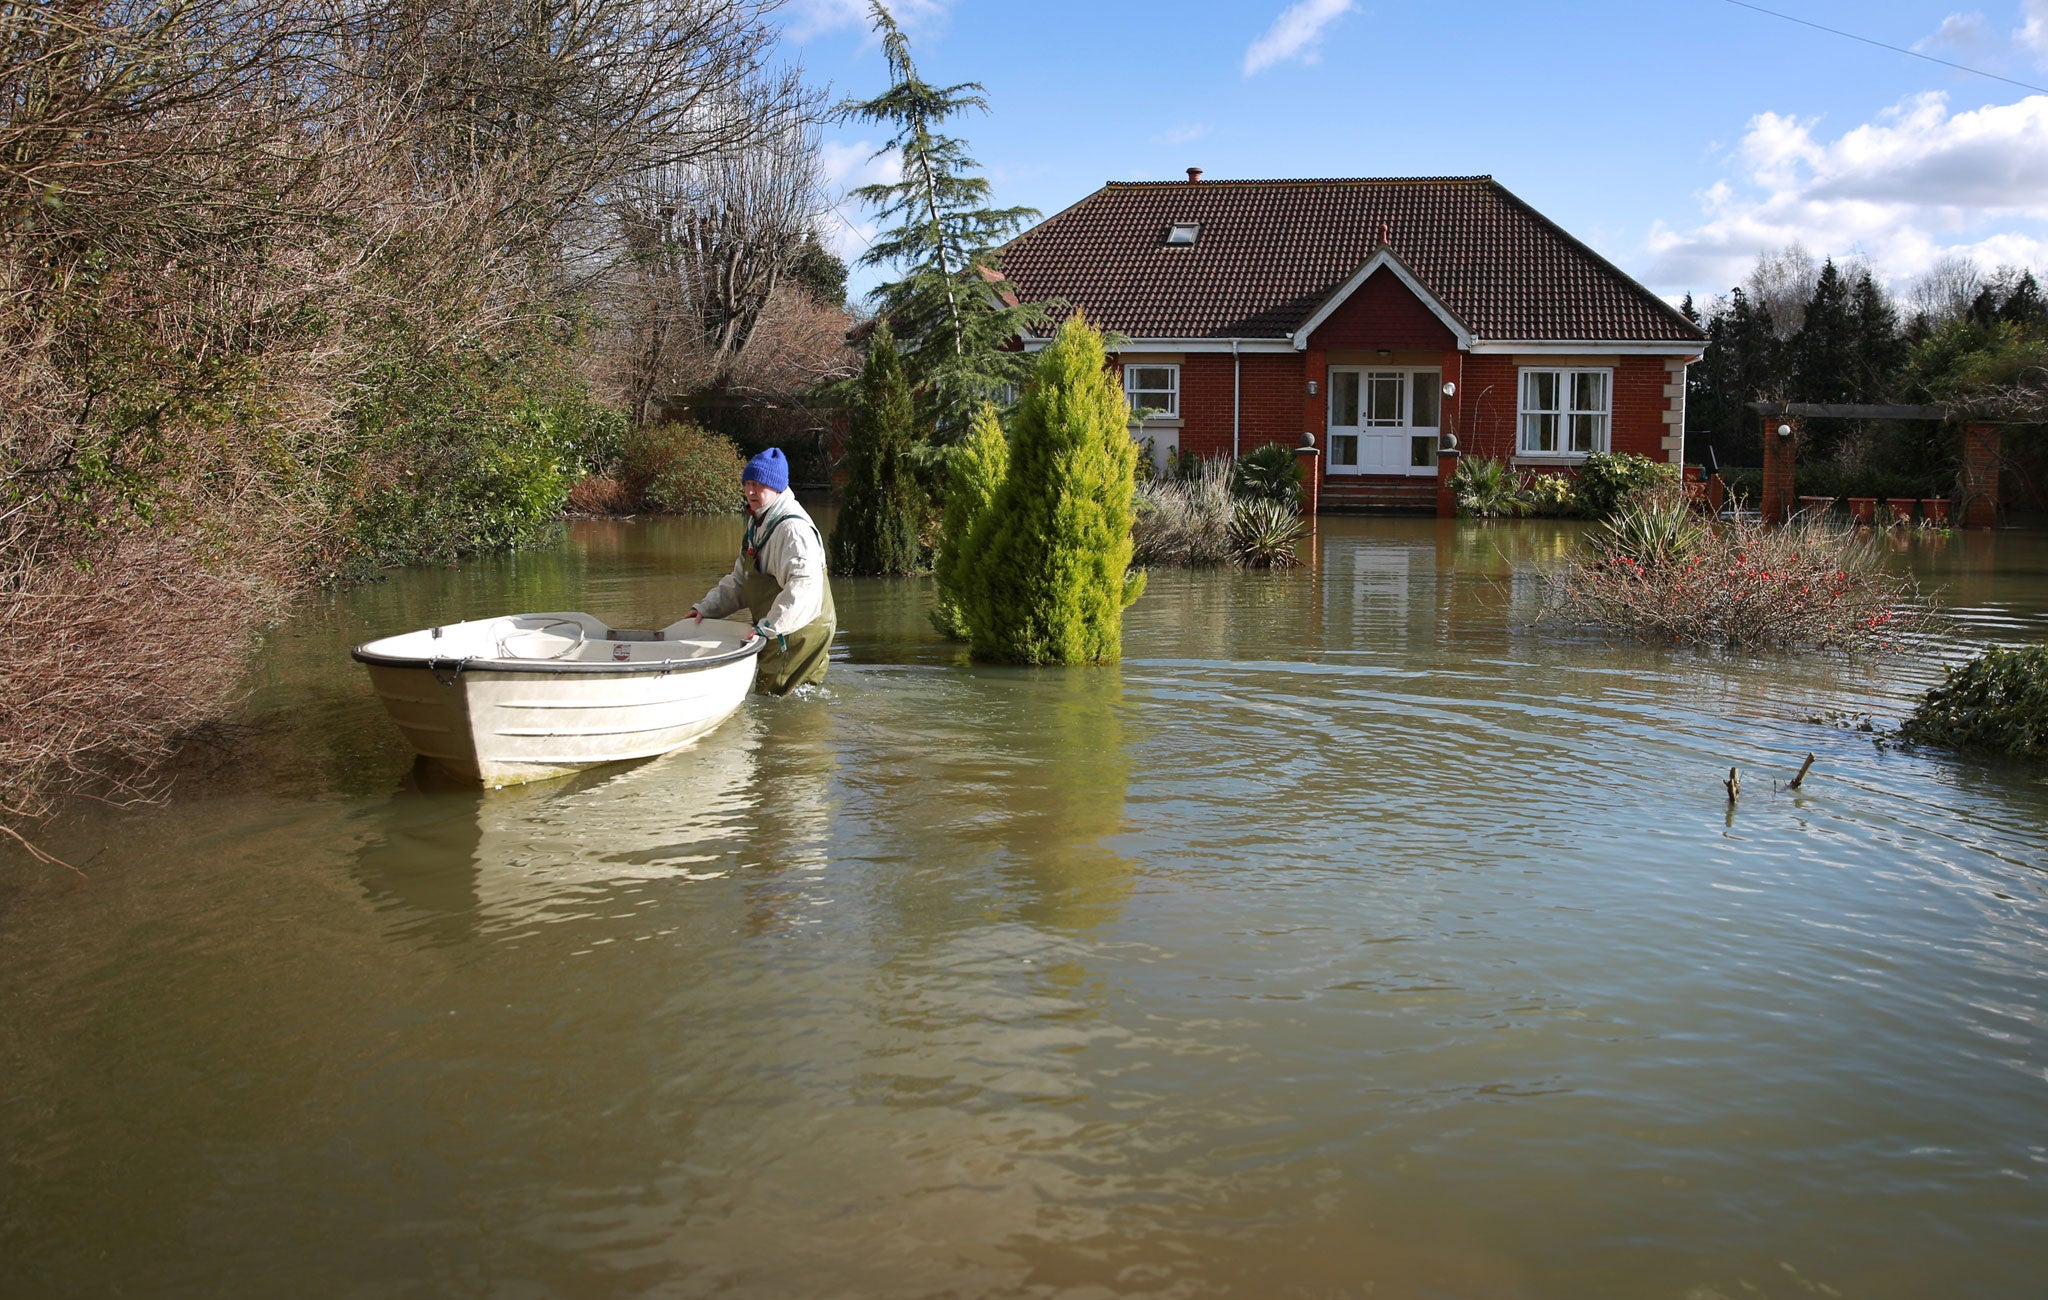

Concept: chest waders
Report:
left=741, top=514, right=836, bottom=695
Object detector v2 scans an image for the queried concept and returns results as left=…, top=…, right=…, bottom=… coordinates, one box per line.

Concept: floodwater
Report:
left=4, top=514, right=2047, bottom=1300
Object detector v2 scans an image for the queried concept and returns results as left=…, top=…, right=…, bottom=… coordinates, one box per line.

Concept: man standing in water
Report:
left=689, top=448, right=837, bottom=694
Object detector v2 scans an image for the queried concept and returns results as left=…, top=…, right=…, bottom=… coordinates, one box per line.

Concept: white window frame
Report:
left=1518, top=367, right=1611, bottom=458
left=1124, top=363, right=1180, bottom=421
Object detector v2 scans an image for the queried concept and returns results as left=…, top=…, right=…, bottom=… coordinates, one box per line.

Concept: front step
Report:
left=1318, top=476, right=1440, bottom=515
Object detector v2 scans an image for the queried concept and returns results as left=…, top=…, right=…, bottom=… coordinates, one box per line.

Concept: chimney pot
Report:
left=1187, top=167, right=1203, bottom=183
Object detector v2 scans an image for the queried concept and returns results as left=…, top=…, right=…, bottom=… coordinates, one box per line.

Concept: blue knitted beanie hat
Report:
left=742, top=448, right=789, bottom=492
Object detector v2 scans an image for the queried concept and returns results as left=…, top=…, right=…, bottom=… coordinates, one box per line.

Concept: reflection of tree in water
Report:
left=987, top=669, right=1134, bottom=936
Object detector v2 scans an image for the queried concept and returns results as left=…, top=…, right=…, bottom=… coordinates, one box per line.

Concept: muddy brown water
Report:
left=4, top=515, right=2047, bottom=1299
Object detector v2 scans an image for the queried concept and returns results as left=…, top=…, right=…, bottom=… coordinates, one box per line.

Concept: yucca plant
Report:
left=1591, top=489, right=1708, bottom=568
left=1452, top=456, right=1527, bottom=517
left=1228, top=498, right=1307, bottom=568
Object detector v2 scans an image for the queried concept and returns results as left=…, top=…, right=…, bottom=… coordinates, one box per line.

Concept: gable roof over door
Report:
left=996, top=175, right=1705, bottom=347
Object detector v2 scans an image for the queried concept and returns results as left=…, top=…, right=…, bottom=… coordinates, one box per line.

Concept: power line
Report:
left=1719, top=0, right=2048, bottom=96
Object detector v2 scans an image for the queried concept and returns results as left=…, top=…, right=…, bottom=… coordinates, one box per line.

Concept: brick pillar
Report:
left=1303, top=348, right=1328, bottom=453
left=1960, top=421, right=2001, bottom=529
left=1436, top=445, right=1461, bottom=518
left=1294, top=441, right=1322, bottom=524
left=1760, top=414, right=1797, bottom=524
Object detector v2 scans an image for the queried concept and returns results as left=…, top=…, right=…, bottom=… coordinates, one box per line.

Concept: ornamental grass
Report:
left=1541, top=490, right=1938, bottom=652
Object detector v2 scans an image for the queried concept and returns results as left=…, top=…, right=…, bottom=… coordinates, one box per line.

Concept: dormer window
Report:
left=1164, top=222, right=1200, bottom=246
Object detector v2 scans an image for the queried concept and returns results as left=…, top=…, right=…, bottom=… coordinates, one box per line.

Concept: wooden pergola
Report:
left=1742, top=401, right=2012, bottom=527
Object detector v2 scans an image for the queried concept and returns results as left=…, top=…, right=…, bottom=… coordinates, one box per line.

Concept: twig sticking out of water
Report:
left=1725, top=767, right=1741, bottom=804
left=1789, top=753, right=1817, bottom=789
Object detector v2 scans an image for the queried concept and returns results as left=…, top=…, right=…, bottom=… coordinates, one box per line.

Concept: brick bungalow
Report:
left=995, top=171, right=1708, bottom=513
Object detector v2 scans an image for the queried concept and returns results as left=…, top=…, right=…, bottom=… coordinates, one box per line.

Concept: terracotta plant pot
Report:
left=1847, top=497, right=1878, bottom=524
left=1920, top=497, right=1950, bottom=525
left=1886, top=497, right=1917, bottom=526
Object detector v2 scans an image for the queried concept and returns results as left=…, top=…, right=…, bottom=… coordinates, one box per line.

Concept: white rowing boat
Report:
left=352, top=611, right=764, bottom=787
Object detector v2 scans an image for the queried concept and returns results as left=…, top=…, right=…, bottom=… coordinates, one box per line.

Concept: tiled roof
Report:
left=996, top=176, right=1704, bottom=345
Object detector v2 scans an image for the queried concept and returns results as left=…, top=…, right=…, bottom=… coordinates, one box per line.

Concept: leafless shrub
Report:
left=1541, top=505, right=1941, bottom=652
left=0, top=508, right=298, bottom=867
left=1132, top=459, right=1236, bottom=567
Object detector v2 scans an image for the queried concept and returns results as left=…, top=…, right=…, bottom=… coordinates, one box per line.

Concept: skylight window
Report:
left=1164, top=222, right=1200, bottom=246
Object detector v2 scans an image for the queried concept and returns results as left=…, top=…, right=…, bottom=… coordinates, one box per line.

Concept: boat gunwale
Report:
left=351, top=630, right=765, bottom=676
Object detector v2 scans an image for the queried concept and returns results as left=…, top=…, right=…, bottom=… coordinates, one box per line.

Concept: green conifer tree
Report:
left=930, top=400, right=1009, bottom=639
left=830, top=322, right=924, bottom=575
left=963, top=314, right=1139, bottom=665
left=837, top=1, right=1051, bottom=436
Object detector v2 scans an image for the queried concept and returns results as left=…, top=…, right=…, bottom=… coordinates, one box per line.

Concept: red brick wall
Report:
left=1307, top=269, right=1457, bottom=352
left=1173, top=353, right=1305, bottom=460
left=1610, top=356, right=1670, bottom=460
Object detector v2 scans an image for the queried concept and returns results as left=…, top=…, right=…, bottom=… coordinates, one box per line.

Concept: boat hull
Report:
left=353, top=612, right=764, bottom=787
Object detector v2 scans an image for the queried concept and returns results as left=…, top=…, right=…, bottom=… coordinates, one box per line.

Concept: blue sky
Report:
left=776, top=0, right=2048, bottom=309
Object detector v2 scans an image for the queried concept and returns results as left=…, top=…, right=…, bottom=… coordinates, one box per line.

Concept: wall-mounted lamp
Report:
left=1441, top=381, right=1456, bottom=398
left=1376, top=349, right=1392, bottom=360
left=1776, top=422, right=1793, bottom=439
left=1308, top=379, right=1318, bottom=396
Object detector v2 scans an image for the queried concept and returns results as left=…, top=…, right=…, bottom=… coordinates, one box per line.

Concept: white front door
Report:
left=1327, top=368, right=1441, bottom=476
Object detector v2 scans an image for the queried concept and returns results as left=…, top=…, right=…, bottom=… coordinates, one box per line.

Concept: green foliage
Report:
left=1898, top=645, right=2048, bottom=759
left=831, top=322, right=926, bottom=575
left=1521, top=471, right=1581, bottom=517
left=1901, top=317, right=2048, bottom=418
left=837, top=1, right=1051, bottom=433
left=1232, top=442, right=1304, bottom=506
left=1229, top=498, right=1307, bottom=568
left=1452, top=456, right=1528, bottom=518
left=347, top=387, right=622, bottom=568
left=962, top=314, right=1138, bottom=665
left=931, top=400, right=1009, bottom=639
left=1576, top=452, right=1681, bottom=519
left=625, top=422, right=744, bottom=513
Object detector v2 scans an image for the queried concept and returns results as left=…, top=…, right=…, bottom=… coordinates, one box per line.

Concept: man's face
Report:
left=742, top=480, right=777, bottom=514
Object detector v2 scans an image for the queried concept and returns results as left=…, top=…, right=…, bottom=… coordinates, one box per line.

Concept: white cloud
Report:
left=2020, top=0, right=2048, bottom=64
left=1645, top=91, right=2048, bottom=296
left=1243, top=0, right=1354, bottom=77
left=1914, top=11, right=1991, bottom=54
left=1156, top=123, right=1209, bottom=145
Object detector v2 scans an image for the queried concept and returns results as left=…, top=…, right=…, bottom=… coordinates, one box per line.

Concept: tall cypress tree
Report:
left=837, top=2, right=1052, bottom=435
left=830, top=322, right=924, bottom=576
left=963, top=314, right=1138, bottom=666
left=930, top=400, right=1009, bottom=640
left=1849, top=270, right=1905, bottom=399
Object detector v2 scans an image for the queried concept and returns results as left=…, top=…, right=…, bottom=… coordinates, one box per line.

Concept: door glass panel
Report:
left=1331, top=434, right=1358, bottom=467
left=1364, top=373, right=1404, bottom=426
left=1410, top=434, right=1437, bottom=467
left=1411, top=374, right=1440, bottom=427
left=1332, top=372, right=1359, bottom=426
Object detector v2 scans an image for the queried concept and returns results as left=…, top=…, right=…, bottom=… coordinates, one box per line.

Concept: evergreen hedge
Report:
left=1898, top=645, right=2048, bottom=759
left=830, top=323, right=926, bottom=575
left=623, top=421, right=744, bottom=514
left=931, top=401, right=1009, bottom=639
left=961, top=315, right=1140, bottom=665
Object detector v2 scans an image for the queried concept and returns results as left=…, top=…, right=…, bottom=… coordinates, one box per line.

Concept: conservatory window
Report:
left=1124, top=364, right=1179, bottom=419
left=1518, top=367, right=1610, bottom=456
